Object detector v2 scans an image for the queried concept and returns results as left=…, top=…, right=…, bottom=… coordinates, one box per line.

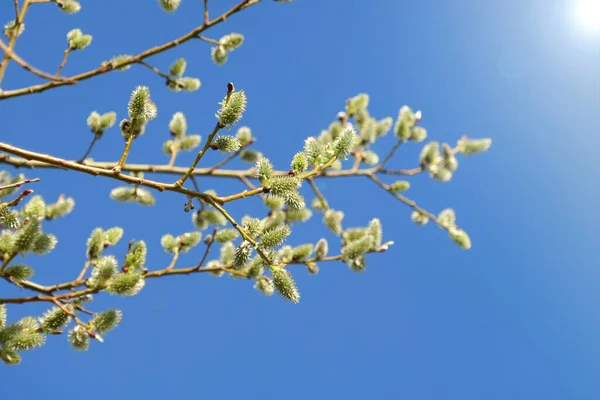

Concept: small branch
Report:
left=0, top=142, right=221, bottom=205
left=367, top=173, right=455, bottom=232
left=55, top=48, right=71, bottom=77
left=0, top=0, right=263, bottom=101
left=13, top=0, right=19, bottom=21
left=204, top=0, right=210, bottom=24
left=206, top=197, right=274, bottom=268
left=307, top=178, right=329, bottom=210
left=75, top=261, right=91, bottom=282
left=352, top=145, right=364, bottom=170
left=190, top=176, right=205, bottom=211
left=0, top=0, right=30, bottom=86
left=219, top=156, right=338, bottom=204
left=0, top=177, right=39, bottom=192
left=4, top=188, right=33, bottom=207
left=113, top=134, right=136, bottom=173
left=380, top=166, right=424, bottom=176
left=78, top=135, right=100, bottom=163
left=0, top=244, right=392, bottom=305
left=0, top=252, right=17, bottom=273
left=376, top=140, right=403, bottom=171
left=0, top=39, right=75, bottom=83
left=196, top=35, right=220, bottom=45
left=165, top=249, right=180, bottom=271
left=137, top=60, right=169, bottom=79
left=208, top=140, right=252, bottom=172
left=196, top=228, right=218, bottom=269
left=175, top=122, right=223, bottom=187
left=52, top=298, right=86, bottom=327
left=167, top=140, right=180, bottom=167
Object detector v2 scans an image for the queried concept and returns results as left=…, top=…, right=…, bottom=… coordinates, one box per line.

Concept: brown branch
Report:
left=175, top=122, right=223, bottom=187
left=0, top=0, right=30, bottom=85
left=376, top=139, right=403, bottom=171
left=0, top=39, right=75, bottom=83
left=75, top=261, right=91, bottom=282
left=137, top=60, right=169, bottom=79
left=13, top=0, right=19, bottom=21
left=55, top=48, right=71, bottom=78
left=208, top=140, right=253, bottom=173
left=367, top=173, right=459, bottom=232
left=4, top=188, right=34, bottom=207
left=0, top=243, right=392, bottom=305
left=197, top=35, right=220, bottom=45
left=307, top=177, right=329, bottom=210
left=204, top=0, right=210, bottom=24
left=0, top=142, right=221, bottom=205
left=196, top=227, right=218, bottom=269
left=0, top=177, right=39, bottom=192
left=0, top=0, right=262, bottom=101
left=0, top=152, right=427, bottom=179
left=78, top=134, right=100, bottom=163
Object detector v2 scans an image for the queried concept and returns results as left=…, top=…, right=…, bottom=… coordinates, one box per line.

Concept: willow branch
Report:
left=197, top=35, right=220, bottom=45
left=0, top=148, right=428, bottom=182
left=0, top=142, right=222, bottom=205
left=13, top=0, right=19, bottom=20
left=367, top=173, right=460, bottom=232
left=175, top=122, right=223, bottom=187
left=204, top=0, right=210, bottom=24
left=0, top=39, right=74, bottom=83
left=78, top=135, right=100, bottom=163
left=0, top=0, right=30, bottom=85
left=376, top=140, right=403, bottom=171
left=0, top=0, right=262, bottom=100
left=196, top=227, right=217, bottom=269
left=307, top=177, right=329, bottom=210
left=55, top=48, right=71, bottom=77
left=0, top=242, right=391, bottom=305
left=4, top=188, right=33, bottom=207
left=219, top=156, right=338, bottom=204
left=208, top=140, right=253, bottom=173
left=137, top=60, right=169, bottom=79
left=0, top=177, right=39, bottom=192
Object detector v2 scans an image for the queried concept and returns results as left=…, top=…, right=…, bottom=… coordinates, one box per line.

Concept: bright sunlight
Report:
left=576, top=0, right=600, bottom=32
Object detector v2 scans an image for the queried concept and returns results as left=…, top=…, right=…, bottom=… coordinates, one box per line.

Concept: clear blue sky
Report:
left=1, top=0, right=599, bottom=398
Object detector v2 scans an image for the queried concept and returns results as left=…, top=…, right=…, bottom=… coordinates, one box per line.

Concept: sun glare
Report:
left=577, top=0, right=600, bottom=32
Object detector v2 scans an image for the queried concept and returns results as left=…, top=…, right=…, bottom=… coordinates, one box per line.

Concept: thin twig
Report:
left=175, top=122, right=223, bottom=187
left=0, top=142, right=221, bottom=205
left=165, top=249, right=180, bottom=271
left=0, top=177, right=40, bottom=192
left=376, top=140, right=403, bottom=171
left=0, top=244, right=392, bottom=305
left=75, top=261, right=91, bottom=282
left=204, top=0, right=210, bottom=24
left=196, top=228, right=218, bottom=269
left=0, top=0, right=30, bottom=85
left=0, top=0, right=263, bottom=100
left=208, top=140, right=252, bottom=172
left=307, top=178, right=329, bottom=210
left=13, top=0, right=19, bottom=21
left=167, top=140, right=180, bottom=167
left=0, top=38, right=75, bottom=83
left=78, top=135, right=100, bottom=163
left=197, top=35, right=220, bottom=45
left=55, top=48, right=71, bottom=77
left=367, top=173, right=456, bottom=232
left=137, top=60, right=169, bottom=79
left=4, top=188, right=33, bottom=207
left=52, top=298, right=86, bottom=327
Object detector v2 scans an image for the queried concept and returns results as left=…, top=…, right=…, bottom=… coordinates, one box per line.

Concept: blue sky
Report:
left=1, top=0, right=599, bottom=398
